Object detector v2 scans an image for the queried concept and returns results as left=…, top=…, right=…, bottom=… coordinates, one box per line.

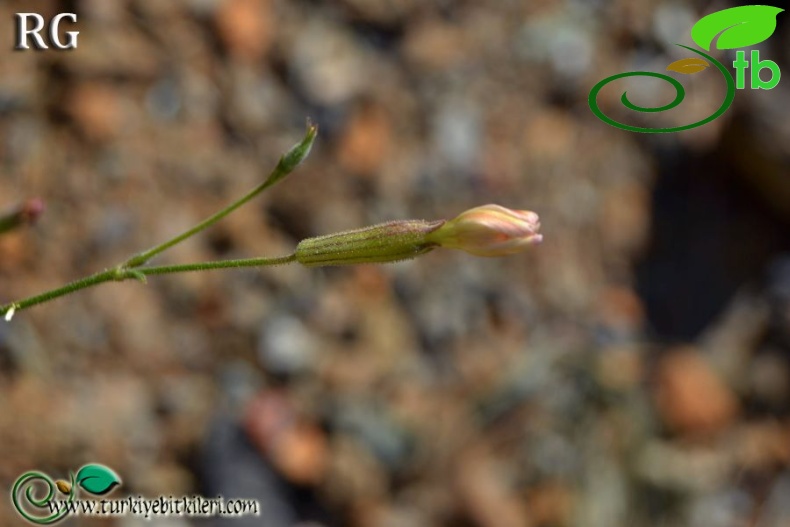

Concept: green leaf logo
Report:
left=691, top=5, right=783, bottom=51
left=75, top=464, right=121, bottom=496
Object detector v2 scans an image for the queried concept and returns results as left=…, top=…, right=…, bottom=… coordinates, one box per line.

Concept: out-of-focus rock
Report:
left=0, top=230, right=34, bottom=270
left=654, top=347, right=738, bottom=437
left=243, top=390, right=328, bottom=485
left=401, top=19, right=469, bottom=72
left=214, top=0, right=274, bottom=62
left=455, top=448, right=529, bottom=527
left=596, top=346, right=644, bottom=391
left=66, top=83, right=126, bottom=142
left=270, top=421, right=328, bottom=486
left=337, top=100, right=393, bottom=177
left=757, top=473, right=790, bottom=527
left=599, top=182, right=651, bottom=257
left=734, top=421, right=790, bottom=471
left=527, top=482, right=575, bottom=527
left=523, top=109, right=575, bottom=162
left=289, top=19, right=369, bottom=105
left=688, top=488, right=754, bottom=527
left=336, top=0, right=418, bottom=25
left=636, top=440, right=731, bottom=492
left=748, top=352, right=790, bottom=410
left=258, top=314, right=317, bottom=376
left=595, top=286, right=646, bottom=342
left=325, top=435, right=388, bottom=505
left=698, top=292, right=769, bottom=388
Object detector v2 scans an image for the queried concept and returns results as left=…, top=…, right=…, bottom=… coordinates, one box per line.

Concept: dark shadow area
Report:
left=636, top=119, right=790, bottom=340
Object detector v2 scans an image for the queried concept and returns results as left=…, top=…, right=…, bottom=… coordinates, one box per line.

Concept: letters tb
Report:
left=732, top=50, right=780, bottom=90
left=15, top=13, right=79, bottom=50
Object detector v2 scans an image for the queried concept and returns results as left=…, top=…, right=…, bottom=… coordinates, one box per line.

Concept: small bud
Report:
left=425, top=204, right=542, bottom=257
left=0, top=198, right=45, bottom=235
left=55, top=480, right=72, bottom=494
left=296, top=220, right=444, bottom=267
left=19, top=198, right=45, bottom=223
left=268, top=120, right=318, bottom=186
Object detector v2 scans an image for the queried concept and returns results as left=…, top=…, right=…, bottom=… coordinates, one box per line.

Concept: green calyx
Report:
left=295, top=220, right=444, bottom=267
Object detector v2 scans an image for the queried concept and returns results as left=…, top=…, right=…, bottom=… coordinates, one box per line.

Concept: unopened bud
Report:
left=294, top=204, right=541, bottom=267
left=295, top=220, right=443, bottom=267
left=425, top=204, right=542, bottom=257
left=268, top=120, right=318, bottom=186
left=0, top=198, right=45, bottom=235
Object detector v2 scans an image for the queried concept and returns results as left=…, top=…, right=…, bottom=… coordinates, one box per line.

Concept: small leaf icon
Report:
left=55, top=480, right=72, bottom=494
left=75, top=464, right=121, bottom=495
left=666, top=57, right=710, bottom=74
left=691, top=6, right=783, bottom=51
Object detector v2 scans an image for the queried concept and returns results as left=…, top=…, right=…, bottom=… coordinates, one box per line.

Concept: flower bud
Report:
left=425, top=204, right=542, bottom=257
left=268, top=120, right=318, bottom=186
left=0, top=198, right=45, bottom=235
left=296, top=220, right=444, bottom=267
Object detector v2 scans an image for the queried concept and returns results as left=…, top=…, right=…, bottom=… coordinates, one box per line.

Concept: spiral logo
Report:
left=11, top=471, right=74, bottom=525
left=11, top=464, right=121, bottom=525
left=589, top=45, right=735, bottom=133
left=589, top=6, right=783, bottom=133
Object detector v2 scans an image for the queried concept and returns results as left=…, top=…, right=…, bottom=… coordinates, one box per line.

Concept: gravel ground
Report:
left=1, top=1, right=789, bottom=526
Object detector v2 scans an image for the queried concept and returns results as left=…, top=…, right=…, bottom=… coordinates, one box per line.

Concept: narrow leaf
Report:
left=666, top=57, right=710, bottom=74
left=691, top=6, right=783, bottom=51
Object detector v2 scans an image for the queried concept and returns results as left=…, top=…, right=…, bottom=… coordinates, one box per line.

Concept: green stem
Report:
left=0, top=123, right=317, bottom=319
left=0, top=254, right=297, bottom=317
left=123, top=178, right=278, bottom=267
left=1, top=269, right=118, bottom=315
left=124, top=122, right=317, bottom=268
left=138, top=254, right=297, bottom=275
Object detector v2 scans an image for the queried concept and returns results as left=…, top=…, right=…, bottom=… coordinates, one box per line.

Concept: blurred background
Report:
left=1, top=0, right=789, bottom=526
